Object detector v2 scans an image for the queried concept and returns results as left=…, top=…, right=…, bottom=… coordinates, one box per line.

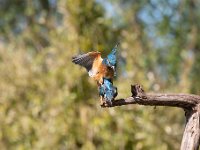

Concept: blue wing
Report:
left=102, top=43, right=119, bottom=75
left=107, top=43, right=118, bottom=67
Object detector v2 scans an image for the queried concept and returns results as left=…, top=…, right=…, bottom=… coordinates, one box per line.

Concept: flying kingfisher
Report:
left=72, top=44, right=118, bottom=106
left=72, top=44, right=118, bottom=85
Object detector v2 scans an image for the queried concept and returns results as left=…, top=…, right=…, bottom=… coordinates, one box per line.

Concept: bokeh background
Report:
left=0, top=0, right=200, bottom=149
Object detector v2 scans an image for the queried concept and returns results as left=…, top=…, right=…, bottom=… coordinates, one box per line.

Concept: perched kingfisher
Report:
left=72, top=44, right=118, bottom=85
left=99, top=78, right=118, bottom=106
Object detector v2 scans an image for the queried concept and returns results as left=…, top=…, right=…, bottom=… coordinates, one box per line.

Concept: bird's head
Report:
left=102, top=58, right=117, bottom=76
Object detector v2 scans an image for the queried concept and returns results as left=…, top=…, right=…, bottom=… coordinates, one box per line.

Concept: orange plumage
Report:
left=72, top=51, right=114, bottom=85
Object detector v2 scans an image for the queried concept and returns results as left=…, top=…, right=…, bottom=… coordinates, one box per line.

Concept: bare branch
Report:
left=181, top=108, right=200, bottom=150
left=101, top=84, right=200, bottom=150
left=102, top=84, right=200, bottom=110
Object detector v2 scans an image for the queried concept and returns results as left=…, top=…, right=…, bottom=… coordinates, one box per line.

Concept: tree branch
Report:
left=102, top=84, right=200, bottom=110
left=101, top=84, right=200, bottom=150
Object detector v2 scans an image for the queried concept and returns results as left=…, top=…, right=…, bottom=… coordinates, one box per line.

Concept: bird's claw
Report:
left=100, top=97, right=113, bottom=107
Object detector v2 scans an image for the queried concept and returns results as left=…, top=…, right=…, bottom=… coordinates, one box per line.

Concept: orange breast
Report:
left=92, top=57, right=114, bottom=84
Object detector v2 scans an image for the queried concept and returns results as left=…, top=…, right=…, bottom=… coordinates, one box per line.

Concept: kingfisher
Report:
left=72, top=44, right=118, bottom=85
left=99, top=78, right=118, bottom=106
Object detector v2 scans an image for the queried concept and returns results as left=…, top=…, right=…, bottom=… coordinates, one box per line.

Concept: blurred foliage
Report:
left=0, top=0, right=200, bottom=149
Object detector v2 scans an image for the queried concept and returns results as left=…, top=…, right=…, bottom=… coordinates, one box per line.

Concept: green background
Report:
left=0, top=0, right=200, bottom=149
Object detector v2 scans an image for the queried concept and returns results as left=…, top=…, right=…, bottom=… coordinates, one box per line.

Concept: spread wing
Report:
left=72, top=52, right=101, bottom=72
left=107, top=43, right=118, bottom=66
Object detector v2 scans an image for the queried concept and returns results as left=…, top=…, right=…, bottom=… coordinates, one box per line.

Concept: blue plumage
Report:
left=99, top=85, right=104, bottom=97
left=107, top=44, right=117, bottom=67
left=98, top=43, right=119, bottom=106
left=99, top=78, right=118, bottom=106
left=72, top=43, right=119, bottom=106
left=102, top=43, right=118, bottom=75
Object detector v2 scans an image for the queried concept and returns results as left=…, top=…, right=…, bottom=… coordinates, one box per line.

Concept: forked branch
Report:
left=102, top=84, right=200, bottom=150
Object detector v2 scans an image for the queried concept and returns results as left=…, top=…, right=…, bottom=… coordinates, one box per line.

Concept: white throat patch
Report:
left=88, top=70, right=96, bottom=77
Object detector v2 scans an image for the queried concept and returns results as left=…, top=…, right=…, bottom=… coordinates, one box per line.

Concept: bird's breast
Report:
left=91, top=57, right=114, bottom=84
left=100, top=64, right=114, bottom=77
left=94, top=64, right=114, bottom=83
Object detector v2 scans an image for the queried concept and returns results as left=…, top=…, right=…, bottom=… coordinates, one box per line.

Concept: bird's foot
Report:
left=104, top=101, right=112, bottom=107
left=100, top=102, right=111, bottom=107
left=99, top=97, right=113, bottom=107
left=100, top=99, right=113, bottom=107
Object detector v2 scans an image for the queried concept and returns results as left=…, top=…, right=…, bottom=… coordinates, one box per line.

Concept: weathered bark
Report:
left=102, top=84, right=200, bottom=150
left=181, top=108, right=200, bottom=150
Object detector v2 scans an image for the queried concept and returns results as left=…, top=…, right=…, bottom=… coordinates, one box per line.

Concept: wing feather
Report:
left=72, top=52, right=101, bottom=71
